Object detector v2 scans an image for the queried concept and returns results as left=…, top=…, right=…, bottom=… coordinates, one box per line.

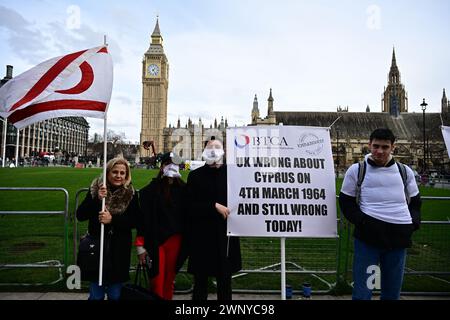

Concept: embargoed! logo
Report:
left=234, top=135, right=250, bottom=148
left=297, top=133, right=324, bottom=155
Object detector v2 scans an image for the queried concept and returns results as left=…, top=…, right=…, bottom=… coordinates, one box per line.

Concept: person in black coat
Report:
left=135, top=152, right=187, bottom=300
left=76, top=157, right=139, bottom=300
left=185, top=136, right=242, bottom=300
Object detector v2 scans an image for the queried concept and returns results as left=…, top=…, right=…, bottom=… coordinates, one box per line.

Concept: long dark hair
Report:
left=156, top=164, right=185, bottom=204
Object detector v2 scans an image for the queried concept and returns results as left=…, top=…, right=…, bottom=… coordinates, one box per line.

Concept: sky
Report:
left=0, top=0, right=449, bottom=143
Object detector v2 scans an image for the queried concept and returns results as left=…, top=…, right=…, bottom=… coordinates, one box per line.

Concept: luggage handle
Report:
left=134, top=262, right=151, bottom=287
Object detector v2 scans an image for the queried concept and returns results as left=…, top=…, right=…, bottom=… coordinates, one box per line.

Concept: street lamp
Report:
left=420, top=98, right=428, bottom=174
left=336, top=127, right=340, bottom=172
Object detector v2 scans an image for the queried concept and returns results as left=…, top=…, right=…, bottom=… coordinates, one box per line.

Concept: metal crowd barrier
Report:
left=3, top=186, right=448, bottom=295
left=343, top=196, right=450, bottom=296
left=0, top=187, right=69, bottom=286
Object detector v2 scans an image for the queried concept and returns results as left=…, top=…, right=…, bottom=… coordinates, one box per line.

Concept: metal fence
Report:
left=343, top=196, right=450, bottom=295
left=0, top=187, right=69, bottom=286
left=231, top=237, right=339, bottom=294
left=1, top=187, right=449, bottom=296
left=72, top=188, right=339, bottom=294
left=73, top=188, right=89, bottom=264
left=73, top=188, right=194, bottom=294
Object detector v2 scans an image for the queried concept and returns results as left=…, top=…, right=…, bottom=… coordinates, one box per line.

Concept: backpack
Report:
left=355, top=160, right=410, bottom=206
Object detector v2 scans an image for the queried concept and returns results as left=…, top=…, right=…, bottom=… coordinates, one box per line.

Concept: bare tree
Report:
left=87, top=130, right=138, bottom=162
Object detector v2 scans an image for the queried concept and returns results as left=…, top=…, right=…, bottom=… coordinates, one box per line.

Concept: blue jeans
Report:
left=352, top=238, right=406, bottom=300
left=89, top=282, right=122, bottom=300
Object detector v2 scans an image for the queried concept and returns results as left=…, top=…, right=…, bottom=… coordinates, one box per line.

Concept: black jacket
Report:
left=339, top=193, right=421, bottom=249
left=76, top=188, right=139, bottom=283
left=185, top=165, right=242, bottom=276
left=339, top=158, right=422, bottom=249
left=137, top=178, right=187, bottom=278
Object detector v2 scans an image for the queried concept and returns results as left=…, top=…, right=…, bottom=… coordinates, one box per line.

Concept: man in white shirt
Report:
left=339, top=128, right=421, bottom=300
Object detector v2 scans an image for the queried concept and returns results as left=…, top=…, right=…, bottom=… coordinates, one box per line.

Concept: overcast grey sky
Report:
left=0, top=0, right=449, bottom=142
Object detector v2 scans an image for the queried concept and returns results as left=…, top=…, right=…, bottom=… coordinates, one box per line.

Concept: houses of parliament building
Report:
left=2, top=19, right=447, bottom=171
left=139, top=18, right=449, bottom=172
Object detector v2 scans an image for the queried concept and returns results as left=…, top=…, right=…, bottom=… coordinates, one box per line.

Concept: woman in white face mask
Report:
left=185, top=137, right=242, bottom=301
left=201, top=139, right=225, bottom=167
left=135, top=152, right=187, bottom=300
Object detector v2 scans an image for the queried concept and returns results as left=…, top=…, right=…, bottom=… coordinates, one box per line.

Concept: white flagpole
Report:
left=98, top=36, right=109, bottom=287
left=15, top=128, right=19, bottom=167
left=281, top=237, right=286, bottom=300
left=2, top=118, right=6, bottom=167
left=98, top=115, right=108, bottom=286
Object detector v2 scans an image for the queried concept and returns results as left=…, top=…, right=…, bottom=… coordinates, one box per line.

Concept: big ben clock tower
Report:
left=140, top=18, right=169, bottom=156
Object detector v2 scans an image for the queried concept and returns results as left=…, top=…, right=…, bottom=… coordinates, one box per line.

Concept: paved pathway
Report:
left=0, top=292, right=448, bottom=300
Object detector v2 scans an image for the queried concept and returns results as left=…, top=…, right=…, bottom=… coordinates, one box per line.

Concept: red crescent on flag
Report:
left=55, top=61, right=94, bottom=95
left=9, top=49, right=88, bottom=112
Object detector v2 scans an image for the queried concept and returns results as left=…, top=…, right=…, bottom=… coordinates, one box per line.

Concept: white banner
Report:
left=442, top=126, right=450, bottom=158
left=226, top=125, right=337, bottom=238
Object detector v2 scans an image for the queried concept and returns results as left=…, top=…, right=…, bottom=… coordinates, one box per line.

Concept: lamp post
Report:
left=420, top=98, right=428, bottom=174
left=336, top=127, right=340, bottom=173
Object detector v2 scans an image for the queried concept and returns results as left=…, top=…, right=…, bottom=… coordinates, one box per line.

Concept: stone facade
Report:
left=139, top=21, right=449, bottom=171
left=250, top=51, right=450, bottom=173
left=139, top=18, right=169, bottom=157
left=251, top=89, right=276, bottom=125
left=382, top=48, right=408, bottom=116
left=162, top=117, right=228, bottom=161
left=442, top=89, right=450, bottom=114
left=275, top=110, right=448, bottom=171
left=140, top=19, right=229, bottom=159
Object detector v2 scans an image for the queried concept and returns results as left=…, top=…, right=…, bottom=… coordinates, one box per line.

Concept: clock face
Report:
left=147, top=64, right=159, bottom=76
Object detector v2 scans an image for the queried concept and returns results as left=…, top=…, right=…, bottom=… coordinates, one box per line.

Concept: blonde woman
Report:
left=77, top=157, right=140, bottom=300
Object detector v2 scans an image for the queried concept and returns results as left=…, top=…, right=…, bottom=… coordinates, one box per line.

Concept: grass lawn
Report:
left=0, top=167, right=449, bottom=294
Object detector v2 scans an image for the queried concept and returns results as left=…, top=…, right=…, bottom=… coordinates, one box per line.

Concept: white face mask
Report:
left=163, top=163, right=181, bottom=178
left=202, top=148, right=224, bottom=165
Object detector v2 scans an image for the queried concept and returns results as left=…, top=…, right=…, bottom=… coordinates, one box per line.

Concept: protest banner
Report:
left=226, top=125, right=337, bottom=238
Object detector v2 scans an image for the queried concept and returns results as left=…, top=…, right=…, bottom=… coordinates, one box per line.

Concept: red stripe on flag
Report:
left=97, top=47, right=108, bottom=53
left=10, top=49, right=88, bottom=112
left=8, top=100, right=107, bottom=124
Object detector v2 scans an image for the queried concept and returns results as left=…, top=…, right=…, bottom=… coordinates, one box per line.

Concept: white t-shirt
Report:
left=341, top=155, right=419, bottom=224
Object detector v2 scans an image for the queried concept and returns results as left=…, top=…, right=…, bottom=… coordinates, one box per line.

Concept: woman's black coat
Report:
left=185, top=165, right=242, bottom=276
left=76, top=189, right=139, bottom=283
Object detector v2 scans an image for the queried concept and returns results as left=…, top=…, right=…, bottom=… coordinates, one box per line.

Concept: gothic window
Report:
left=390, top=93, right=399, bottom=116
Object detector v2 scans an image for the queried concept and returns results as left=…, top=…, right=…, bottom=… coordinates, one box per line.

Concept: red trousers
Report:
left=151, top=234, right=182, bottom=300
